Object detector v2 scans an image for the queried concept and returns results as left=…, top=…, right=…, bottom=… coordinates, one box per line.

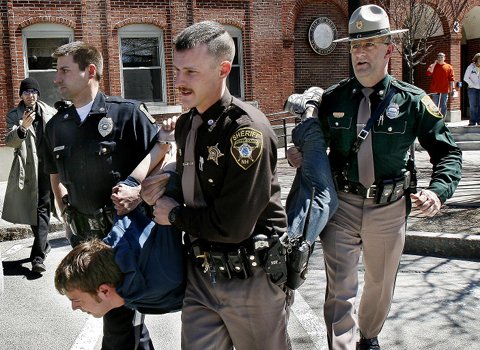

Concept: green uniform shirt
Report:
left=319, top=74, right=462, bottom=203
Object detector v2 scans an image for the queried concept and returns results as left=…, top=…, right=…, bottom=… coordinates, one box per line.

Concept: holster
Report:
left=64, top=205, right=114, bottom=240
left=286, top=240, right=314, bottom=290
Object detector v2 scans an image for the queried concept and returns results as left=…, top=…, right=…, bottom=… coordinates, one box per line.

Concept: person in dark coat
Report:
left=2, top=77, right=57, bottom=273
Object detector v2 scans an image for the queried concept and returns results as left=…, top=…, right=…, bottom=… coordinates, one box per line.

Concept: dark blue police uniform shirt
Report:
left=44, top=91, right=159, bottom=215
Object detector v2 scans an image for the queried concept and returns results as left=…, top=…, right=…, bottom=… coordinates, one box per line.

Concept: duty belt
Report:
left=188, top=234, right=288, bottom=285
left=338, top=181, right=378, bottom=198
left=64, top=205, right=114, bottom=239
left=336, top=173, right=410, bottom=204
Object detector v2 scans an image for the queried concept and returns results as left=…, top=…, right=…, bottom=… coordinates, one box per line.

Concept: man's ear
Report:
left=97, top=283, right=116, bottom=300
left=87, top=64, right=97, bottom=79
left=385, top=43, right=394, bottom=59
left=219, top=61, right=232, bottom=79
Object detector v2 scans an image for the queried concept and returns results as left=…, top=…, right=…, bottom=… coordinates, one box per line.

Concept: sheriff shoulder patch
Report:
left=421, top=95, right=443, bottom=119
left=230, top=127, right=263, bottom=170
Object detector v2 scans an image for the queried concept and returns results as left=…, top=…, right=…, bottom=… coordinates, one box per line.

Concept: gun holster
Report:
left=285, top=239, right=314, bottom=290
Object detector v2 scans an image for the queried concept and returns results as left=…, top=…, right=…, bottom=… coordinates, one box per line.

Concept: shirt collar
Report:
left=193, top=89, right=233, bottom=123
left=353, top=75, right=392, bottom=99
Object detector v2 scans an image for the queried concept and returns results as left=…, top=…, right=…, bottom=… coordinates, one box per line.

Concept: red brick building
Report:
left=0, top=0, right=479, bottom=156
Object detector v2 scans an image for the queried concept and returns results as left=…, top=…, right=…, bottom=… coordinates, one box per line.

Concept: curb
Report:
left=2, top=223, right=479, bottom=261
left=405, top=231, right=480, bottom=260
left=0, top=221, right=64, bottom=242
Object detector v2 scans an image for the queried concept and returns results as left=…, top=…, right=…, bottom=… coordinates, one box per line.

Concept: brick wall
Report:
left=0, top=0, right=477, bottom=145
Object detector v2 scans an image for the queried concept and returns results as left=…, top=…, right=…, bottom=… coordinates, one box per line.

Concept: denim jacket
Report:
left=286, top=117, right=338, bottom=244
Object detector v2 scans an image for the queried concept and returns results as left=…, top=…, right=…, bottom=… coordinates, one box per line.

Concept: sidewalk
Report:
left=1, top=143, right=479, bottom=259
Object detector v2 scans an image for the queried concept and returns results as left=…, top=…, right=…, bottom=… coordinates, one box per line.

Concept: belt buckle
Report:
left=365, top=185, right=376, bottom=199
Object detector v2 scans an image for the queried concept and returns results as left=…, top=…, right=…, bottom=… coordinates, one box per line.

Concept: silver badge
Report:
left=98, top=117, right=113, bottom=137
left=386, top=103, right=400, bottom=119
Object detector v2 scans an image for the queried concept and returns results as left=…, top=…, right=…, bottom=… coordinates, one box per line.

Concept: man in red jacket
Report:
left=426, top=52, right=455, bottom=117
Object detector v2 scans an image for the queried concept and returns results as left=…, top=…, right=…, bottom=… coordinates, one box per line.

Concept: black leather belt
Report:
left=336, top=177, right=407, bottom=204
left=338, top=181, right=378, bottom=199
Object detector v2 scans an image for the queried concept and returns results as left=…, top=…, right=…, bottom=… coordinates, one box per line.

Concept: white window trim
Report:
left=225, top=25, right=244, bottom=100
left=118, top=24, right=167, bottom=105
left=22, top=23, right=74, bottom=75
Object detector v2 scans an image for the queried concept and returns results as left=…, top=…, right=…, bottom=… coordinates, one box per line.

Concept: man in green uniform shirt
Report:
left=287, top=5, right=462, bottom=350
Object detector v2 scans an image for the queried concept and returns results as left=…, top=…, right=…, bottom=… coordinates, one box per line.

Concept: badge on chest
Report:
left=98, top=117, right=113, bottom=137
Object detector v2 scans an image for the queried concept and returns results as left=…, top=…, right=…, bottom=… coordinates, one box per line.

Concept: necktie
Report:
left=357, top=88, right=375, bottom=188
left=181, top=113, right=205, bottom=207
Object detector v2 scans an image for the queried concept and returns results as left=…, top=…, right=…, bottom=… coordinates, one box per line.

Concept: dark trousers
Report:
left=103, top=306, right=154, bottom=350
left=30, top=165, right=51, bottom=260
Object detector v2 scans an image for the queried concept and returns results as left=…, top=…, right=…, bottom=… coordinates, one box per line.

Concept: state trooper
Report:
left=287, top=5, right=462, bottom=350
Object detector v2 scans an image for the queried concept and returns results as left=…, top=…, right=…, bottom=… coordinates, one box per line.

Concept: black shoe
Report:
left=468, top=123, right=476, bottom=126
left=32, top=257, right=46, bottom=273
left=357, top=335, right=380, bottom=350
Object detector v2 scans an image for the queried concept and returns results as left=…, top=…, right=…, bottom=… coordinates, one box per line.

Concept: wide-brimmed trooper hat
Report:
left=333, top=4, right=408, bottom=43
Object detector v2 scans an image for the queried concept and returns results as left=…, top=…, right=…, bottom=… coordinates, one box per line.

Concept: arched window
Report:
left=22, top=23, right=73, bottom=105
left=118, top=24, right=166, bottom=104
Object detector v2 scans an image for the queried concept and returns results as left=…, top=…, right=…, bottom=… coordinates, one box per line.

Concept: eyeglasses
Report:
left=23, top=89, right=38, bottom=95
left=350, top=41, right=389, bottom=53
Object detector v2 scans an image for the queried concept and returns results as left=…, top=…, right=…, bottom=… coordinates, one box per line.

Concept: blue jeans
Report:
left=467, top=88, right=480, bottom=125
left=430, top=93, right=448, bottom=117
left=286, top=117, right=338, bottom=244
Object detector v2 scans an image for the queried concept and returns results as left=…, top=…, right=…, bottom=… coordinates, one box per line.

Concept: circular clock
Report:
left=308, top=17, right=337, bottom=55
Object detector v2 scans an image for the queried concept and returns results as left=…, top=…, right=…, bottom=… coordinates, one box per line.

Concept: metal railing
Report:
left=267, top=111, right=300, bottom=158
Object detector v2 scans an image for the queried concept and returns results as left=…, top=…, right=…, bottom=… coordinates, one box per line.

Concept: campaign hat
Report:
left=334, top=4, right=408, bottom=43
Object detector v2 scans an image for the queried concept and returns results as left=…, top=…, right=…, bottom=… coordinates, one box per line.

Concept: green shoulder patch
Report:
left=421, top=95, right=443, bottom=118
left=139, top=103, right=157, bottom=124
left=230, top=127, right=263, bottom=170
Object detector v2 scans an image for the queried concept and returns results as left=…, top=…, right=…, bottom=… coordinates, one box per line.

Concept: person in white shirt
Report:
left=463, top=53, right=480, bottom=126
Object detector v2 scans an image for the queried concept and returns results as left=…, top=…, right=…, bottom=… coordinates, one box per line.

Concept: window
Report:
left=225, top=25, right=244, bottom=100
left=119, top=25, right=166, bottom=104
left=23, top=24, right=73, bottom=105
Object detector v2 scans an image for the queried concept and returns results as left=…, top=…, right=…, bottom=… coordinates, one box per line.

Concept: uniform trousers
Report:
left=29, top=163, right=51, bottom=261
left=181, top=258, right=290, bottom=350
left=321, top=192, right=406, bottom=350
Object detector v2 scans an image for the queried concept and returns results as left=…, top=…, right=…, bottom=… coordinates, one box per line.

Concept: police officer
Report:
left=143, top=21, right=291, bottom=349
left=287, top=5, right=462, bottom=350
left=44, top=42, right=158, bottom=350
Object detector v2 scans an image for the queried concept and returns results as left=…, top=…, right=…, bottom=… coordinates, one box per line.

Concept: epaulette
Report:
left=105, top=96, right=156, bottom=124
left=323, top=77, right=351, bottom=95
left=391, top=79, right=424, bottom=95
left=53, top=100, right=73, bottom=111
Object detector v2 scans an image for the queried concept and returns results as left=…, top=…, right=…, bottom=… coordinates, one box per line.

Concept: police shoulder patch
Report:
left=139, top=103, right=157, bottom=124
left=230, top=127, right=263, bottom=170
left=421, top=95, right=443, bottom=118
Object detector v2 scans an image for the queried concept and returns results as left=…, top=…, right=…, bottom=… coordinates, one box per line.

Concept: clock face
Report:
left=309, top=17, right=337, bottom=55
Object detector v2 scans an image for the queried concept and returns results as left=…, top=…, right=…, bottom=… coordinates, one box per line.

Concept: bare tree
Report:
left=378, top=0, right=469, bottom=84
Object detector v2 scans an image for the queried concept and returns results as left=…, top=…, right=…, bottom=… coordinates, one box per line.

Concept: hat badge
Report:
left=356, top=21, right=363, bottom=30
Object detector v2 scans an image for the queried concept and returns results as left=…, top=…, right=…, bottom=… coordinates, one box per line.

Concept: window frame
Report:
left=225, top=25, right=245, bottom=100
left=118, top=24, right=167, bottom=105
left=22, top=23, right=73, bottom=105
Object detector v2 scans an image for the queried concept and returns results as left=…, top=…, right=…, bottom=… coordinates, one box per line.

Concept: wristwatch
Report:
left=168, top=205, right=181, bottom=225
